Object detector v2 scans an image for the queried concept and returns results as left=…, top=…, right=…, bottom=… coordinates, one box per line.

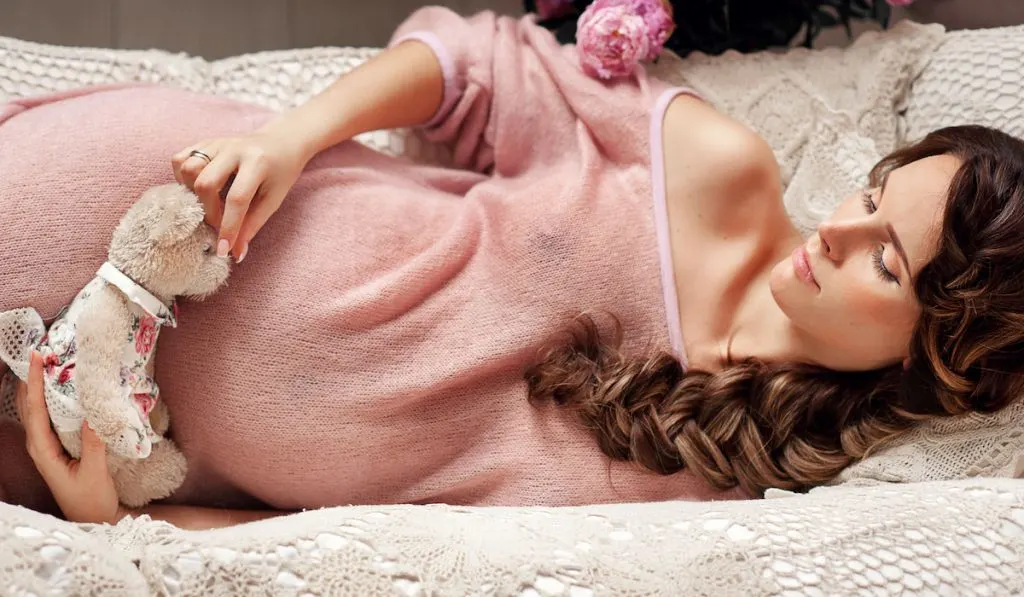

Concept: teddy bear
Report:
left=0, top=183, right=230, bottom=507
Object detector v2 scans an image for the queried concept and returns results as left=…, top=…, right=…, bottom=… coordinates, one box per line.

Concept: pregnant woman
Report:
left=3, top=7, right=1024, bottom=529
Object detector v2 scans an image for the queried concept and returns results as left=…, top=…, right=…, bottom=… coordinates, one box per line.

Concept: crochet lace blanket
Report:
left=5, top=20, right=1024, bottom=597
left=4, top=478, right=1024, bottom=595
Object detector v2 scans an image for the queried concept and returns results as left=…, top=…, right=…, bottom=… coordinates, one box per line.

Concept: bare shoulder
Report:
left=657, top=95, right=797, bottom=357
left=661, top=93, right=786, bottom=235
left=662, top=93, right=779, bottom=184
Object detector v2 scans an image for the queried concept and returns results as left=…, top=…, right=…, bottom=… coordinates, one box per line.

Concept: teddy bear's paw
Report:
left=113, top=439, right=187, bottom=507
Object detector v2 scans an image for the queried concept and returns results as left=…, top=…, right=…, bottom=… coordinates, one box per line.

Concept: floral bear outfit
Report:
left=0, top=262, right=177, bottom=459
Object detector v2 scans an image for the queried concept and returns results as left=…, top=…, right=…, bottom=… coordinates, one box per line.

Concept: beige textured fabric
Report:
left=3, top=478, right=1024, bottom=595
left=0, top=502, right=148, bottom=595
left=903, top=24, right=1024, bottom=143
left=4, top=21, right=1024, bottom=596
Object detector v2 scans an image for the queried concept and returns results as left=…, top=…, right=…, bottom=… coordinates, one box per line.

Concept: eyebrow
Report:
left=876, top=172, right=912, bottom=277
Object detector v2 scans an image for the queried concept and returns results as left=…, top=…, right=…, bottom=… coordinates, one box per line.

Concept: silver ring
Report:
left=189, top=150, right=212, bottom=164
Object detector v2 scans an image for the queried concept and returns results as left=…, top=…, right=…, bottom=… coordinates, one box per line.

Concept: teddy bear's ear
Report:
left=146, top=185, right=206, bottom=246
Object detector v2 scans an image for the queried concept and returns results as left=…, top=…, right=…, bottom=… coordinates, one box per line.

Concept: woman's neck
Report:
left=722, top=273, right=839, bottom=370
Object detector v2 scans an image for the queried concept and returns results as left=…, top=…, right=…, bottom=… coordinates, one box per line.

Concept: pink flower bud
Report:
left=577, top=0, right=675, bottom=79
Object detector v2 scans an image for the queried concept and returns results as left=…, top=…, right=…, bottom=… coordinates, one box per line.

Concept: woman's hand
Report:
left=172, top=129, right=310, bottom=262
left=15, top=351, right=124, bottom=525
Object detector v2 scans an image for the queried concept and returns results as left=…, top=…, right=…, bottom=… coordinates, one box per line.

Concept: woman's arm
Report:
left=171, top=38, right=446, bottom=261
left=259, top=39, right=445, bottom=165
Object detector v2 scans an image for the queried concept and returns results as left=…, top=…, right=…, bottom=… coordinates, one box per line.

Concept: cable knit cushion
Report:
left=4, top=21, right=1024, bottom=596
left=903, top=24, right=1024, bottom=143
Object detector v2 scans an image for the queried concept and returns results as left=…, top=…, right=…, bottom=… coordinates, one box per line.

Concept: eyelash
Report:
left=860, top=191, right=876, bottom=214
left=862, top=191, right=899, bottom=284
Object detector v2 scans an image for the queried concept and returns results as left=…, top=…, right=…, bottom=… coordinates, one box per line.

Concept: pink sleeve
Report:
left=387, top=7, right=663, bottom=175
left=387, top=7, right=505, bottom=173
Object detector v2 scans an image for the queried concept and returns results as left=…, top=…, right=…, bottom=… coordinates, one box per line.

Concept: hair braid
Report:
left=526, top=313, right=912, bottom=495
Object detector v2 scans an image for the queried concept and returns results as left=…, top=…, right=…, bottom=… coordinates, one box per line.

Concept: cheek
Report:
left=829, top=277, right=917, bottom=334
left=843, top=290, right=891, bottom=325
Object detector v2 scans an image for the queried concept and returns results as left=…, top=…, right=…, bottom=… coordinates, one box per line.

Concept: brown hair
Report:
left=526, top=125, right=1024, bottom=496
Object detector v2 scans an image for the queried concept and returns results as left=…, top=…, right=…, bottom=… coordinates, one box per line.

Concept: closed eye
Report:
left=203, top=243, right=212, bottom=255
left=873, top=246, right=899, bottom=284
left=861, top=190, right=877, bottom=214
left=863, top=190, right=900, bottom=286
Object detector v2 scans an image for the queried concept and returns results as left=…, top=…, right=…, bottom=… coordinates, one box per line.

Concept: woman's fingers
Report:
left=218, top=158, right=269, bottom=257
left=193, top=152, right=242, bottom=239
left=171, top=143, right=201, bottom=174
left=172, top=134, right=303, bottom=255
left=174, top=141, right=226, bottom=228
left=78, top=422, right=110, bottom=478
left=172, top=141, right=215, bottom=187
left=16, top=352, right=70, bottom=481
left=19, top=352, right=60, bottom=451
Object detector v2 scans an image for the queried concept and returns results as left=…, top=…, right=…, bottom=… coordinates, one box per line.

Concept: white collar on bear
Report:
left=96, top=262, right=178, bottom=328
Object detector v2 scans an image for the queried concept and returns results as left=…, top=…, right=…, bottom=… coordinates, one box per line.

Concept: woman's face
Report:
left=769, top=154, right=961, bottom=371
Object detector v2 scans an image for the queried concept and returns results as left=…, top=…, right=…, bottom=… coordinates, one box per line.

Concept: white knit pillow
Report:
left=0, top=37, right=208, bottom=100
left=902, top=24, right=1024, bottom=143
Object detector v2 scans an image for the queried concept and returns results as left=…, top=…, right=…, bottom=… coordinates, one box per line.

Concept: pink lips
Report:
left=792, top=246, right=819, bottom=289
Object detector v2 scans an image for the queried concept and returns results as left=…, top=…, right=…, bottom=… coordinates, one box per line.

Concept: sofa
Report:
left=2, top=18, right=1024, bottom=596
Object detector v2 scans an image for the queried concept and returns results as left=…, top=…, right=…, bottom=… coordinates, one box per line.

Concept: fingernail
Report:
left=237, top=243, right=249, bottom=263
left=217, top=239, right=230, bottom=258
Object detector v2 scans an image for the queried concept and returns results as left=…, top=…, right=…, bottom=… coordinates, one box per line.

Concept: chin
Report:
left=768, top=259, right=793, bottom=299
left=769, top=261, right=811, bottom=327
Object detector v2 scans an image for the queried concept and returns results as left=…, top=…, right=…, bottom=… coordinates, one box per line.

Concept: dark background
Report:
left=0, top=0, right=1021, bottom=60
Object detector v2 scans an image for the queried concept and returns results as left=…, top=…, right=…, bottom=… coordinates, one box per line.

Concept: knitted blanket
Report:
left=3, top=478, right=1023, bottom=595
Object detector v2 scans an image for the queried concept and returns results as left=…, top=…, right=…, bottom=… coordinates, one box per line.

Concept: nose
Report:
left=817, top=219, right=869, bottom=263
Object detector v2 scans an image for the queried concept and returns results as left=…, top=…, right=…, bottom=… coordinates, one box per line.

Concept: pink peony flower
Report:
left=536, top=0, right=575, bottom=20
left=578, top=5, right=649, bottom=78
left=629, top=0, right=675, bottom=60
left=577, top=0, right=675, bottom=79
left=135, top=316, right=157, bottom=355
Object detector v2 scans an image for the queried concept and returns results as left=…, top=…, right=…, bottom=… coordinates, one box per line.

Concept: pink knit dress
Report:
left=0, top=7, right=744, bottom=512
